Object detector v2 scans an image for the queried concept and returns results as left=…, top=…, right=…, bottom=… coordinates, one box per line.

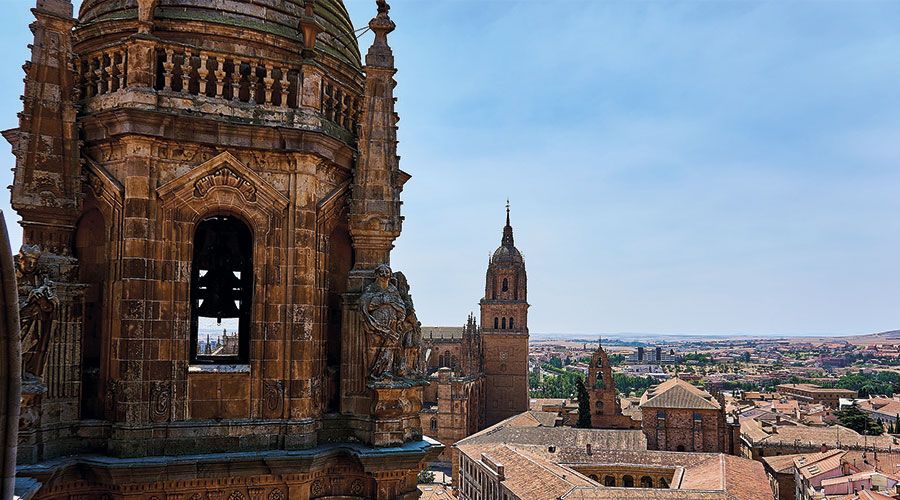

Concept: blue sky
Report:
left=2, top=1, right=900, bottom=336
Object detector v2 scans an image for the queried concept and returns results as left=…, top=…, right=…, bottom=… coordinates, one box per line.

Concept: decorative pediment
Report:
left=158, top=151, right=289, bottom=211
left=194, top=166, right=257, bottom=202
left=83, top=156, right=124, bottom=200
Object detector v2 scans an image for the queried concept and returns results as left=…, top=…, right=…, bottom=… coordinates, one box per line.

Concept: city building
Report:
left=452, top=410, right=773, bottom=499
left=640, top=378, right=740, bottom=454
left=740, top=419, right=900, bottom=459
left=777, top=384, right=858, bottom=409
left=626, top=346, right=677, bottom=364
left=5, top=0, right=441, bottom=497
left=420, top=208, right=530, bottom=458
left=587, top=344, right=642, bottom=430
left=480, top=204, right=530, bottom=427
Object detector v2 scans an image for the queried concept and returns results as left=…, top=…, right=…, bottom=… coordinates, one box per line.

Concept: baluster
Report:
left=162, top=48, right=174, bottom=91
left=249, top=62, right=259, bottom=103
left=343, top=94, right=353, bottom=128
left=322, top=83, right=333, bottom=119
left=263, top=64, right=274, bottom=105
left=214, top=57, right=226, bottom=99
left=334, top=89, right=343, bottom=123
left=99, top=53, right=109, bottom=94
left=231, top=59, right=242, bottom=101
left=180, top=51, right=192, bottom=93
left=278, top=68, right=289, bottom=109
left=84, top=59, right=94, bottom=97
left=93, top=58, right=103, bottom=96
left=73, top=58, right=82, bottom=98
left=116, top=50, right=126, bottom=91
left=198, top=53, right=209, bottom=96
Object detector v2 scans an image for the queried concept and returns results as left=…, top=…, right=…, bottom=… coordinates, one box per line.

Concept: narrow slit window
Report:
left=190, top=215, right=252, bottom=363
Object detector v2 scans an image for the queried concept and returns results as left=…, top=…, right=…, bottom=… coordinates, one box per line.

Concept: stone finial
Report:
left=299, top=0, right=322, bottom=58
left=366, top=0, right=396, bottom=68
left=35, top=0, right=73, bottom=18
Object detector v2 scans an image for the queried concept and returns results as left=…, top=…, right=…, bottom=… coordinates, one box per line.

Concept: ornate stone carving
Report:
left=359, top=264, right=406, bottom=381
left=262, top=380, right=284, bottom=418
left=194, top=166, right=257, bottom=202
left=267, top=490, right=283, bottom=500
left=394, top=272, right=424, bottom=378
left=310, top=480, right=324, bottom=497
left=349, top=480, right=363, bottom=496
left=150, top=381, right=171, bottom=423
left=16, top=245, right=58, bottom=381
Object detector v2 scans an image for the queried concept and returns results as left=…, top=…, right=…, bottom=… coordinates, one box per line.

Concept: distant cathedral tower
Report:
left=480, top=202, right=529, bottom=426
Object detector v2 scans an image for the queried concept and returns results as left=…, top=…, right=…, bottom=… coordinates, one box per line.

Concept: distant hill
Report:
left=531, top=329, right=900, bottom=345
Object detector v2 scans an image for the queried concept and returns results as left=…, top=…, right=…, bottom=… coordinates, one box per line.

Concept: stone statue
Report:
left=360, top=264, right=406, bottom=380
left=15, top=245, right=58, bottom=381
left=393, top=271, right=424, bottom=378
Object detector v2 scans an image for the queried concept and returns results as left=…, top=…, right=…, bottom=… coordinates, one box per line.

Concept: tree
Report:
left=836, top=403, right=884, bottom=436
left=575, top=377, right=591, bottom=429
left=417, top=469, right=435, bottom=484
left=548, top=357, right=563, bottom=369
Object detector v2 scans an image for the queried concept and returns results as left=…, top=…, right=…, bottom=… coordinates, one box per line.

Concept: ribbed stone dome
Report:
left=492, top=244, right=524, bottom=264
left=77, top=0, right=362, bottom=71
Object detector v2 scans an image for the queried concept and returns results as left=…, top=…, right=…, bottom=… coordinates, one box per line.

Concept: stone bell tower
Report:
left=5, top=0, right=439, bottom=497
left=480, top=202, right=529, bottom=426
left=588, top=343, right=641, bottom=429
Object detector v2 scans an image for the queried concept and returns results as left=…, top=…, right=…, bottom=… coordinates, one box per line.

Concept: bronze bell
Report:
left=195, top=228, right=245, bottom=321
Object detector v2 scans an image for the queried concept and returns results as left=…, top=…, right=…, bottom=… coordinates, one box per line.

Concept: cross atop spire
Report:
left=502, top=200, right=514, bottom=247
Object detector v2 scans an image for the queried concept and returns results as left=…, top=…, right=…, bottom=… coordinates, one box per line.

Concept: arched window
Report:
left=595, top=400, right=604, bottom=414
left=190, top=215, right=252, bottom=363
left=502, top=278, right=509, bottom=291
left=640, top=476, right=653, bottom=488
left=623, top=475, right=634, bottom=487
left=494, top=317, right=499, bottom=329
left=430, top=418, right=438, bottom=432
left=501, top=318, right=506, bottom=329
left=604, top=476, right=616, bottom=487
left=509, top=317, right=514, bottom=329
left=659, top=477, right=669, bottom=488
left=589, top=474, right=598, bottom=481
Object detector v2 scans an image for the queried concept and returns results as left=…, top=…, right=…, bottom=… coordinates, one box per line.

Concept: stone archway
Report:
left=0, top=213, right=22, bottom=497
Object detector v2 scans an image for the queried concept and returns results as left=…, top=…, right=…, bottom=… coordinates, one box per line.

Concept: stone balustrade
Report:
left=76, top=48, right=127, bottom=98
left=75, top=42, right=362, bottom=136
left=153, top=45, right=299, bottom=108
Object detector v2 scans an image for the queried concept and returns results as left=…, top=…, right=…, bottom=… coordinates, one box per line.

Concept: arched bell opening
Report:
left=189, top=215, right=253, bottom=364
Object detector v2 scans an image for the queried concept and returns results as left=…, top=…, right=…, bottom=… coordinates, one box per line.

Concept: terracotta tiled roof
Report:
left=761, top=453, right=806, bottom=474
left=457, top=411, right=647, bottom=452
left=794, top=449, right=846, bottom=480
left=456, top=410, right=773, bottom=500
left=640, top=378, right=720, bottom=410
left=830, top=490, right=896, bottom=500
left=421, top=326, right=464, bottom=340
left=457, top=443, right=596, bottom=500
left=741, top=419, right=900, bottom=451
